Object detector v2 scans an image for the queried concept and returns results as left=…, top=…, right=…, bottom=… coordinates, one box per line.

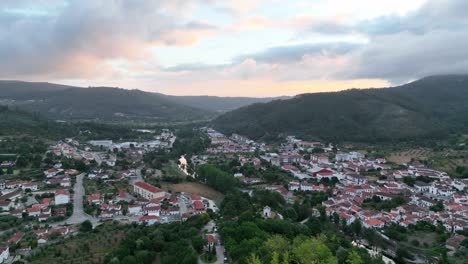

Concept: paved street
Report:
left=52, top=173, right=98, bottom=227
left=199, top=220, right=226, bottom=264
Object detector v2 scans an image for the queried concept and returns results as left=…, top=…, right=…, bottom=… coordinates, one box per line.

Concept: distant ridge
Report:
left=0, top=81, right=283, bottom=121
left=212, top=75, right=468, bottom=142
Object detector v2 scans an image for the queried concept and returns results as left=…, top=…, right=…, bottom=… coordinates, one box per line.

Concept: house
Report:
left=0, top=190, right=22, bottom=201
left=263, top=206, right=272, bottom=218
left=44, top=168, right=60, bottom=178
left=193, top=200, right=206, bottom=214
left=27, top=205, right=42, bottom=217
left=414, top=182, right=430, bottom=193
left=206, top=234, right=217, bottom=248
left=446, top=235, right=465, bottom=251
left=279, top=154, right=301, bottom=165
left=55, top=189, right=70, bottom=205
left=100, top=210, right=115, bottom=218
left=139, top=215, right=159, bottom=225
left=87, top=194, right=102, bottom=205
left=8, top=231, right=24, bottom=245
left=288, top=182, right=300, bottom=191
left=339, top=212, right=356, bottom=225
left=59, top=178, right=71, bottom=188
left=145, top=205, right=161, bottom=216
left=0, top=200, right=13, bottom=211
left=133, top=181, right=166, bottom=200
left=128, top=204, right=142, bottom=216
left=363, top=219, right=385, bottom=229
left=0, top=247, right=9, bottom=264
left=22, top=182, right=39, bottom=191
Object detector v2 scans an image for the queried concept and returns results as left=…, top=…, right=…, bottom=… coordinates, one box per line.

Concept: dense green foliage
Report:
left=0, top=215, right=23, bottom=230
left=218, top=191, right=385, bottom=264
left=213, top=75, right=468, bottom=142
left=0, top=106, right=74, bottom=137
left=196, top=164, right=238, bottom=192
left=362, top=196, right=407, bottom=211
left=104, top=214, right=210, bottom=264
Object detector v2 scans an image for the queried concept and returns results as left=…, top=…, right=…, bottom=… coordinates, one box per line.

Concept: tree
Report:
left=333, top=212, right=340, bottom=225
left=346, top=250, right=363, bottom=264
left=80, top=220, right=93, bottom=232
left=246, top=254, right=262, bottom=264
left=430, top=201, right=444, bottom=212
left=351, top=219, right=362, bottom=236
left=292, top=236, right=336, bottom=264
left=271, top=252, right=280, bottom=264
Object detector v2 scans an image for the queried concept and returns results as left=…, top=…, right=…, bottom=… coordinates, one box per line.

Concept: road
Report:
left=52, top=173, right=99, bottom=227
left=131, top=166, right=144, bottom=184
left=199, top=220, right=226, bottom=264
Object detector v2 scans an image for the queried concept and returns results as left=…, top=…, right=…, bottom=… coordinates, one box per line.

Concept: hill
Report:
left=0, top=106, right=73, bottom=137
left=212, top=75, right=468, bottom=142
left=165, top=95, right=289, bottom=113
left=0, top=81, right=281, bottom=121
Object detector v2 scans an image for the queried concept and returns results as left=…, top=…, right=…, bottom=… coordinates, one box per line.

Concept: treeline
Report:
left=196, top=164, right=238, bottom=193
left=218, top=191, right=385, bottom=264
left=104, top=214, right=210, bottom=264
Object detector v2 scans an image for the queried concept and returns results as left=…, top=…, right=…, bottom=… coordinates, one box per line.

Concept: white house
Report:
left=263, top=206, right=272, bottom=218
left=128, top=205, right=142, bottom=216
left=55, top=189, right=70, bottom=205
left=0, top=247, right=10, bottom=264
left=139, top=215, right=159, bottom=225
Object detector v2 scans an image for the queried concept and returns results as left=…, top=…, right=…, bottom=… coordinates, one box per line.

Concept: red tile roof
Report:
left=134, top=181, right=163, bottom=194
left=55, top=189, right=70, bottom=196
left=193, top=200, right=205, bottom=210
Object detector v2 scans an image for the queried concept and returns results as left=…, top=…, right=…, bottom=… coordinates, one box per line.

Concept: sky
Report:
left=1, top=0, right=468, bottom=97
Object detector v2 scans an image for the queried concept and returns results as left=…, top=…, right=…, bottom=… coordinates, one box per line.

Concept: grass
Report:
left=200, top=253, right=217, bottom=263
left=162, top=160, right=186, bottom=179
left=29, top=222, right=127, bottom=264
left=402, top=231, right=447, bottom=260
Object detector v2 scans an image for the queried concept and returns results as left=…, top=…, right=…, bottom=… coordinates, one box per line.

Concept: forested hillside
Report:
left=0, top=81, right=281, bottom=121
left=0, top=106, right=73, bottom=137
left=213, top=75, right=468, bottom=142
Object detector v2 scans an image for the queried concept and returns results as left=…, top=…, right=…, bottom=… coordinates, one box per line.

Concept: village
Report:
left=0, top=126, right=467, bottom=263
left=202, top=128, right=468, bottom=258
left=0, top=129, right=220, bottom=263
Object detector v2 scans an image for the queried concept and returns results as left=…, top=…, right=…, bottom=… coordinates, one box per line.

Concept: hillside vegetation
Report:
left=213, top=75, right=468, bottom=142
left=0, top=81, right=281, bottom=121
left=0, top=106, right=73, bottom=137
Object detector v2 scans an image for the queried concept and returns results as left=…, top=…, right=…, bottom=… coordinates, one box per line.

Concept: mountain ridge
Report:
left=0, top=81, right=285, bottom=121
left=212, top=74, right=468, bottom=142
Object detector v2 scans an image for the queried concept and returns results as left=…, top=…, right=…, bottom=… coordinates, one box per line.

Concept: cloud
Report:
left=343, top=30, right=468, bottom=83
left=0, top=0, right=217, bottom=78
left=235, top=42, right=362, bottom=64
left=1, top=0, right=468, bottom=96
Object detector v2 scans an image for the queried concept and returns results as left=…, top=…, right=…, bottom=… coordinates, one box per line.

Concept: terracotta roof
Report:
left=134, top=181, right=163, bottom=194
left=55, top=189, right=70, bottom=196
left=365, top=219, right=384, bottom=226
left=193, top=200, right=205, bottom=210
